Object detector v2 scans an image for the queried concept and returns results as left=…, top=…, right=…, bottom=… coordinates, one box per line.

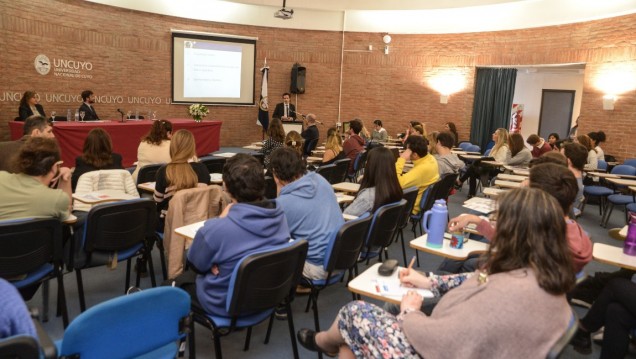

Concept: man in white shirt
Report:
left=272, top=92, right=296, bottom=121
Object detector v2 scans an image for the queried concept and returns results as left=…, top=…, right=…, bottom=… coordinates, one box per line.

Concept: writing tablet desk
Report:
left=72, top=190, right=138, bottom=204
left=606, top=178, right=636, bottom=187
left=493, top=180, right=522, bottom=189
left=348, top=263, right=434, bottom=305
left=410, top=234, right=489, bottom=260
left=497, top=173, right=527, bottom=182
left=483, top=187, right=507, bottom=198
left=332, top=182, right=360, bottom=194
left=593, top=243, right=636, bottom=271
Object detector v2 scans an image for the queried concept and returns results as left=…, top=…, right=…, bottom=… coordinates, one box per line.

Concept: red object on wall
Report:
left=8, top=119, right=222, bottom=168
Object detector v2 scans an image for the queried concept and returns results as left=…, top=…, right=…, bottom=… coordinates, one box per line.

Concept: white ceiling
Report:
left=222, top=0, right=528, bottom=11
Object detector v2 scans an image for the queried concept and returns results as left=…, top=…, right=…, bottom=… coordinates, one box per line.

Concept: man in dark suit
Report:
left=78, top=90, right=99, bottom=121
left=272, top=93, right=296, bottom=121
left=301, top=113, right=319, bottom=157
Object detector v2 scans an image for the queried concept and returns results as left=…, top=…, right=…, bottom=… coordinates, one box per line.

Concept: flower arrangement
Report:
left=188, top=104, right=209, bottom=122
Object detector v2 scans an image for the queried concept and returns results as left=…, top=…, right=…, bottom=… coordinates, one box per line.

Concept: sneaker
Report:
left=126, top=286, right=142, bottom=295
left=274, top=305, right=288, bottom=320
left=570, top=298, right=592, bottom=309
left=592, top=328, right=604, bottom=345
left=571, top=328, right=592, bottom=354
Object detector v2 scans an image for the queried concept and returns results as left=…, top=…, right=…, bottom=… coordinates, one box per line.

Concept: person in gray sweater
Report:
left=433, top=131, right=465, bottom=175
left=507, top=133, right=533, bottom=167
left=297, top=187, right=575, bottom=358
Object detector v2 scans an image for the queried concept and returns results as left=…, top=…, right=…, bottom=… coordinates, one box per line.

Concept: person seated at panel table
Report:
left=0, top=137, right=72, bottom=221
left=321, top=127, right=345, bottom=165
left=153, top=129, right=210, bottom=230
left=433, top=131, right=465, bottom=176
left=269, top=147, right=344, bottom=283
left=297, top=187, right=575, bottom=359
left=526, top=134, right=552, bottom=158
left=131, top=119, right=173, bottom=183
left=17, top=91, right=46, bottom=121
left=0, top=115, right=55, bottom=173
left=71, top=128, right=123, bottom=190
left=343, top=147, right=402, bottom=217
left=440, top=161, right=592, bottom=275
left=78, top=89, right=99, bottom=121
left=171, top=153, right=290, bottom=318
left=396, top=136, right=439, bottom=215
left=259, top=118, right=285, bottom=167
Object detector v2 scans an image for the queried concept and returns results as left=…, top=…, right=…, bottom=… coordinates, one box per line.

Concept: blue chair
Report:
left=466, top=144, right=481, bottom=153
left=301, top=214, right=372, bottom=333
left=359, top=200, right=407, bottom=263
left=0, top=218, right=68, bottom=327
left=582, top=165, right=636, bottom=218
left=458, top=142, right=472, bottom=151
left=623, top=158, right=636, bottom=168
left=627, top=202, right=636, bottom=215
left=410, top=185, right=436, bottom=238
left=597, top=159, right=608, bottom=172
left=394, top=186, right=419, bottom=266
left=67, top=199, right=157, bottom=311
left=346, top=151, right=367, bottom=183
left=601, top=166, right=636, bottom=227
left=189, top=240, right=308, bottom=359
left=56, top=287, right=191, bottom=359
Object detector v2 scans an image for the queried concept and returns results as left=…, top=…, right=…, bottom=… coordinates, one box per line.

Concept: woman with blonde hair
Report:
left=489, top=128, right=511, bottom=163
left=359, top=119, right=371, bottom=142
left=322, top=127, right=345, bottom=165
left=260, top=118, right=286, bottom=167
left=71, top=128, right=123, bottom=190
left=285, top=130, right=304, bottom=156
left=131, top=120, right=173, bottom=182
left=427, top=131, right=439, bottom=155
left=154, top=130, right=210, bottom=225
left=456, top=128, right=510, bottom=197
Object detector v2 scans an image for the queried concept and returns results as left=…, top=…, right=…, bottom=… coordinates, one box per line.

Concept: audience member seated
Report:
left=444, top=121, right=459, bottom=147
left=131, top=120, right=172, bottom=182
left=0, top=115, right=54, bottom=172
left=507, top=133, right=532, bottom=167
left=401, top=121, right=426, bottom=144
left=456, top=128, right=510, bottom=197
left=284, top=130, right=304, bottom=156
left=270, top=147, right=344, bottom=281
left=548, top=132, right=560, bottom=151
left=0, top=278, right=37, bottom=340
left=358, top=119, right=371, bottom=142
left=17, top=91, right=46, bottom=121
left=587, top=131, right=606, bottom=160
left=562, top=143, right=588, bottom=212
left=526, top=134, right=552, bottom=158
left=259, top=118, right=285, bottom=167
left=154, top=130, right=210, bottom=229
left=172, top=154, right=290, bottom=317
left=433, top=131, right=465, bottom=176
left=0, top=137, right=71, bottom=221
left=301, top=114, right=320, bottom=156
left=427, top=131, right=439, bottom=155
left=396, top=136, right=439, bottom=214
left=371, top=119, right=388, bottom=142
left=343, top=119, right=365, bottom=175
left=321, top=127, right=345, bottom=165
left=442, top=162, right=592, bottom=274
left=71, top=128, right=123, bottom=190
left=297, top=188, right=575, bottom=358
left=572, top=278, right=636, bottom=358
left=576, top=134, right=598, bottom=171
left=343, top=147, right=402, bottom=217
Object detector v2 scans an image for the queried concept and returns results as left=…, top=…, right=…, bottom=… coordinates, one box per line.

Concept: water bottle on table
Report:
left=422, top=199, right=448, bottom=248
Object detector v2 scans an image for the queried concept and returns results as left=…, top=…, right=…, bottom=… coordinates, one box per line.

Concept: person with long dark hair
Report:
left=71, top=128, right=123, bottom=190
left=587, top=131, right=606, bottom=160
left=298, top=188, right=575, bottom=358
left=507, top=133, right=532, bottom=167
left=260, top=118, right=286, bottom=167
left=576, top=134, right=598, bottom=170
left=18, top=91, right=46, bottom=121
left=344, top=147, right=403, bottom=217
left=444, top=122, right=459, bottom=147
left=131, top=120, right=173, bottom=182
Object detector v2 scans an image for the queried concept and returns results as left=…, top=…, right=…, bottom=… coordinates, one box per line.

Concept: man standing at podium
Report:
left=273, top=93, right=296, bottom=121
left=79, top=90, right=99, bottom=121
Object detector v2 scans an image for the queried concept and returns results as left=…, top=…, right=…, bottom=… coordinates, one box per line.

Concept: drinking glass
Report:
left=50, top=111, right=56, bottom=122
left=152, top=111, right=157, bottom=120
left=127, top=111, right=132, bottom=119
left=79, top=111, right=85, bottom=122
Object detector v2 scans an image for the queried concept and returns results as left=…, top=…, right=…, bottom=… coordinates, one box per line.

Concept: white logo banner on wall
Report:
left=34, top=55, right=51, bottom=75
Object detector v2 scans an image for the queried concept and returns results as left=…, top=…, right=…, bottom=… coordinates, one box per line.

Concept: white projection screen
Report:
left=172, top=31, right=256, bottom=105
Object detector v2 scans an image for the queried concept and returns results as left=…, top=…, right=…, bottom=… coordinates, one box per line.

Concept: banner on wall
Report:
left=509, top=104, right=524, bottom=133
left=257, top=59, right=270, bottom=131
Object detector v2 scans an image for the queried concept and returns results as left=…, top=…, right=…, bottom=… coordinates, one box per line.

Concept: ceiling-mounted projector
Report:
left=274, top=8, right=293, bottom=19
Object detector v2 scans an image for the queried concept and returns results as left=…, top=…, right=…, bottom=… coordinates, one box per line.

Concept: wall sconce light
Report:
left=429, top=70, right=466, bottom=105
left=440, top=95, right=449, bottom=104
left=382, top=34, right=391, bottom=55
left=602, top=95, right=616, bottom=110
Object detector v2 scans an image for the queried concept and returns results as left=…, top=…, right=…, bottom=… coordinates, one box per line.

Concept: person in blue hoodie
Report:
left=269, top=147, right=345, bottom=281
left=178, top=153, right=290, bottom=317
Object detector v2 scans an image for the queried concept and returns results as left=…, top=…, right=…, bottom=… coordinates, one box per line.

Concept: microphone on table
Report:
left=117, top=108, right=125, bottom=122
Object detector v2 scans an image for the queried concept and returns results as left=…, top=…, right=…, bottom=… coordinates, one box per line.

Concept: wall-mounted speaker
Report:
left=291, top=63, right=306, bottom=94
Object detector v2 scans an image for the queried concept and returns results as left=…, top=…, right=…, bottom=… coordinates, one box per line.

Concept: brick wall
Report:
left=1, top=0, right=635, bottom=159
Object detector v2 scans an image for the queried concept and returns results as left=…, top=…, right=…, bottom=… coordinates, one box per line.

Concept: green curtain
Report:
left=469, top=68, right=517, bottom=151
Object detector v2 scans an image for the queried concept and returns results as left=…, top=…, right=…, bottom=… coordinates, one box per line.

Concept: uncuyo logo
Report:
left=34, top=54, right=51, bottom=75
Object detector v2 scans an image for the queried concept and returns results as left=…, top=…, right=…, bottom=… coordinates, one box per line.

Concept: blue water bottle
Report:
left=422, top=199, right=448, bottom=249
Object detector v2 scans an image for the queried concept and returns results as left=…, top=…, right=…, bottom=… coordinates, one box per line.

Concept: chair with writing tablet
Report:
left=301, top=214, right=372, bottom=333
left=394, top=186, right=419, bottom=266
left=315, top=164, right=335, bottom=183
left=331, top=158, right=350, bottom=184
left=359, top=199, right=406, bottom=264
left=67, top=199, right=157, bottom=312
left=136, top=163, right=163, bottom=199
left=200, top=156, right=226, bottom=174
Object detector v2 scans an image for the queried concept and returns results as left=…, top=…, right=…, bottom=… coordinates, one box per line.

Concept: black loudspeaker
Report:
left=291, top=63, right=306, bottom=94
